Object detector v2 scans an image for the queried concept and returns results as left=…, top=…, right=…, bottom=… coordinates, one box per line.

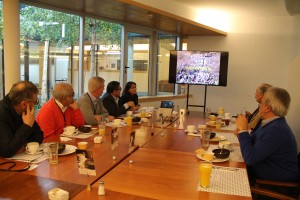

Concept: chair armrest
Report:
left=251, top=187, right=296, bottom=200
left=256, top=179, right=299, bottom=187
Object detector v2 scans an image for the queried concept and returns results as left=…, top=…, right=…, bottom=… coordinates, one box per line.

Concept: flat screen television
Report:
left=168, top=51, right=229, bottom=86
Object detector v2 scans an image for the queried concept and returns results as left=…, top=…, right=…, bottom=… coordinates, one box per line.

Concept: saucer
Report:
left=184, top=129, right=197, bottom=133
left=25, top=149, right=43, bottom=155
left=62, top=131, right=78, bottom=136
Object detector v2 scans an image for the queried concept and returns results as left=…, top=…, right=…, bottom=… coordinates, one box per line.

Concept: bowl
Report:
left=210, top=132, right=216, bottom=139
left=58, top=143, right=66, bottom=154
left=78, top=125, right=91, bottom=133
left=212, top=148, right=230, bottom=159
left=132, top=116, right=141, bottom=122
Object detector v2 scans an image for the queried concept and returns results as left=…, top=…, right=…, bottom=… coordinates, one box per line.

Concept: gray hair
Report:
left=263, top=87, right=290, bottom=117
left=88, top=77, right=104, bottom=93
left=52, top=83, right=73, bottom=101
left=8, top=81, right=39, bottom=105
left=258, top=83, right=272, bottom=94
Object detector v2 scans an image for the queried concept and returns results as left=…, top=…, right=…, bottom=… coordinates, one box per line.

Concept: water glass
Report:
left=201, top=130, right=210, bottom=148
left=48, top=142, right=58, bottom=164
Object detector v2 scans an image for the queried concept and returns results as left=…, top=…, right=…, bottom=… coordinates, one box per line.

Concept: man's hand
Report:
left=126, top=101, right=135, bottom=107
left=69, top=100, right=79, bottom=110
left=22, top=104, right=35, bottom=127
left=236, top=114, right=248, bottom=132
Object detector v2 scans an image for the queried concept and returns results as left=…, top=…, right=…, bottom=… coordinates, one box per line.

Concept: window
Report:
left=20, top=4, right=80, bottom=104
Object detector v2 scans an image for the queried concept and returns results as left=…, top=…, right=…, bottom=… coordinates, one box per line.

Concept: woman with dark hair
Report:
left=119, top=81, right=140, bottom=111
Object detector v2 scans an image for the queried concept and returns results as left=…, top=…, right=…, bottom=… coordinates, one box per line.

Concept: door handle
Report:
left=125, top=66, right=130, bottom=69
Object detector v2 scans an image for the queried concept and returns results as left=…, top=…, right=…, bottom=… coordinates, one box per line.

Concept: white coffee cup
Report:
left=114, top=119, right=122, bottom=126
left=126, top=111, right=133, bottom=117
left=225, top=113, right=231, bottom=118
left=64, top=126, right=75, bottom=135
left=187, top=125, right=196, bottom=133
left=26, top=142, right=39, bottom=154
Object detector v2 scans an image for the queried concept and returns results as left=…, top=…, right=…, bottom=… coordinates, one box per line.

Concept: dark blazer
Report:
left=119, top=93, right=139, bottom=106
left=0, top=95, right=43, bottom=157
left=102, top=93, right=128, bottom=117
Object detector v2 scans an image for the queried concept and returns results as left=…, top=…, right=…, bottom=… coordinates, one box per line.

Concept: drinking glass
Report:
left=201, top=130, right=211, bottom=148
left=48, top=142, right=58, bottom=164
left=199, top=161, right=213, bottom=188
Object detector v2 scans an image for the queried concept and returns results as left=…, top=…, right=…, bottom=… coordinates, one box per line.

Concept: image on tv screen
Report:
left=176, top=51, right=222, bottom=85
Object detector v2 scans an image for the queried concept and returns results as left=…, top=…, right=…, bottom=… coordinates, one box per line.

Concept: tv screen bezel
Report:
left=168, top=50, right=229, bottom=86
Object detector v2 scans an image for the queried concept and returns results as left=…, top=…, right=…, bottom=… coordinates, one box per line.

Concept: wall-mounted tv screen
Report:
left=168, top=51, right=229, bottom=86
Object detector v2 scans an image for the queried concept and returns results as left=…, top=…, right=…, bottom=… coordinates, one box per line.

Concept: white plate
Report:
left=209, top=135, right=226, bottom=141
left=206, top=122, right=226, bottom=127
left=184, top=129, right=198, bottom=133
left=58, top=145, right=77, bottom=156
left=25, top=149, right=44, bottom=155
left=196, top=153, right=230, bottom=163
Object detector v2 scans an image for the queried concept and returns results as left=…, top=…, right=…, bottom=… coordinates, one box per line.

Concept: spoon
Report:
left=219, top=145, right=225, bottom=155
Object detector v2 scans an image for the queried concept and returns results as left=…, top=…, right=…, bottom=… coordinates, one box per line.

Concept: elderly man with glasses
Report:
left=0, top=81, right=43, bottom=157
left=36, top=83, right=85, bottom=138
left=102, top=81, right=134, bottom=118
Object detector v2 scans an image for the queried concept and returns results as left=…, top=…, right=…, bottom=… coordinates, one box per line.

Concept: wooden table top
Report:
left=0, top=171, right=84, bottom=200
left=73, top=148, right=250, bottom=200
left=23, top=126, right=163, bottom=185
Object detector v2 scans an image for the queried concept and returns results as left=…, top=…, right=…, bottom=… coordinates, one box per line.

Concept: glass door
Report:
left=124, top=30, right=152, bottom=96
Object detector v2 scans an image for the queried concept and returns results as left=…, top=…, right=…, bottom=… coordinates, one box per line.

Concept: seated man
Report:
left=36, top=83, right=85, bottom=138
left=0, top=81, right=43, bottom=157
left=245, top=83, right=272, bottom=132
left=77, top=76, right=114, bottom=125
left=236, top=87, right=299, bottom=183
left=102, top=81, right=134, bottom=118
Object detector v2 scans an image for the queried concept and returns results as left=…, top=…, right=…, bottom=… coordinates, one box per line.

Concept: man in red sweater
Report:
left=36, top=83, right=85, bottom=138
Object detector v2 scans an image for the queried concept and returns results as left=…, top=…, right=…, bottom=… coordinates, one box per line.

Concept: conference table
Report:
left=0, top=111, right=252, bottom=200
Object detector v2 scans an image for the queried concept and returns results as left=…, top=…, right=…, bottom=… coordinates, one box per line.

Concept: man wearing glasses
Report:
left=36, top=83, right=85, bottom=138
left=0, top=81, right=43, bottom=157
left=102, top=81, right=134, bottom=117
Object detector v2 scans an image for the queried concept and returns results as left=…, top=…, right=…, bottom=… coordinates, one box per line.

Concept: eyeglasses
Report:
left=115, top=87, right=122, bottom=91
left=27, top=98, right=39, bottom=105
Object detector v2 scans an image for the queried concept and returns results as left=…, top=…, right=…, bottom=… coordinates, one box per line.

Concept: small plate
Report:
left=61, top=131, right=78, bottom=136
left=58, top=145, right=77, bottom=156
left=184, top=129, right=198, bottom=133
left=196, top=153, right=230, bottom=163
left=206, top=122, right=226, bottom=127
left=209, top=135, right=226, bottom=141
left=25, top=149, right=44, bottom=155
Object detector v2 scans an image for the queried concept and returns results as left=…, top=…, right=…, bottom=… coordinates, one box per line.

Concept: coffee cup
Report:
left=94, top=136, right=103, bottom=144
left=187, top=125, right=196, bottom=133
left=126, top=111, right=133, bottom=117
left=114, top=119, right=122, bottom=126
left=64, top=126, right=75, bottom=135
left=77, top=142, right=88, bottom=150
left=225, top=113, right=231, bottom=118
left=26, top=142, right=39, bottom=154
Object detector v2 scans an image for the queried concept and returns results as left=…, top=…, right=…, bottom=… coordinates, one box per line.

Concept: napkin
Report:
left=187, top=133, right=201, bottom=137
left=60, top=137, right=72, bottom=142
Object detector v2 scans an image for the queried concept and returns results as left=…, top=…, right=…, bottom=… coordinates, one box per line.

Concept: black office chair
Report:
left=251, top=153, right=300, bottom=200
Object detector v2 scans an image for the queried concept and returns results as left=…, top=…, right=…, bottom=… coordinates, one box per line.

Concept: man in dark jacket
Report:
left=0, top=81, right=43, bottom=157
left=102, top=81, right=134, bottom=118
